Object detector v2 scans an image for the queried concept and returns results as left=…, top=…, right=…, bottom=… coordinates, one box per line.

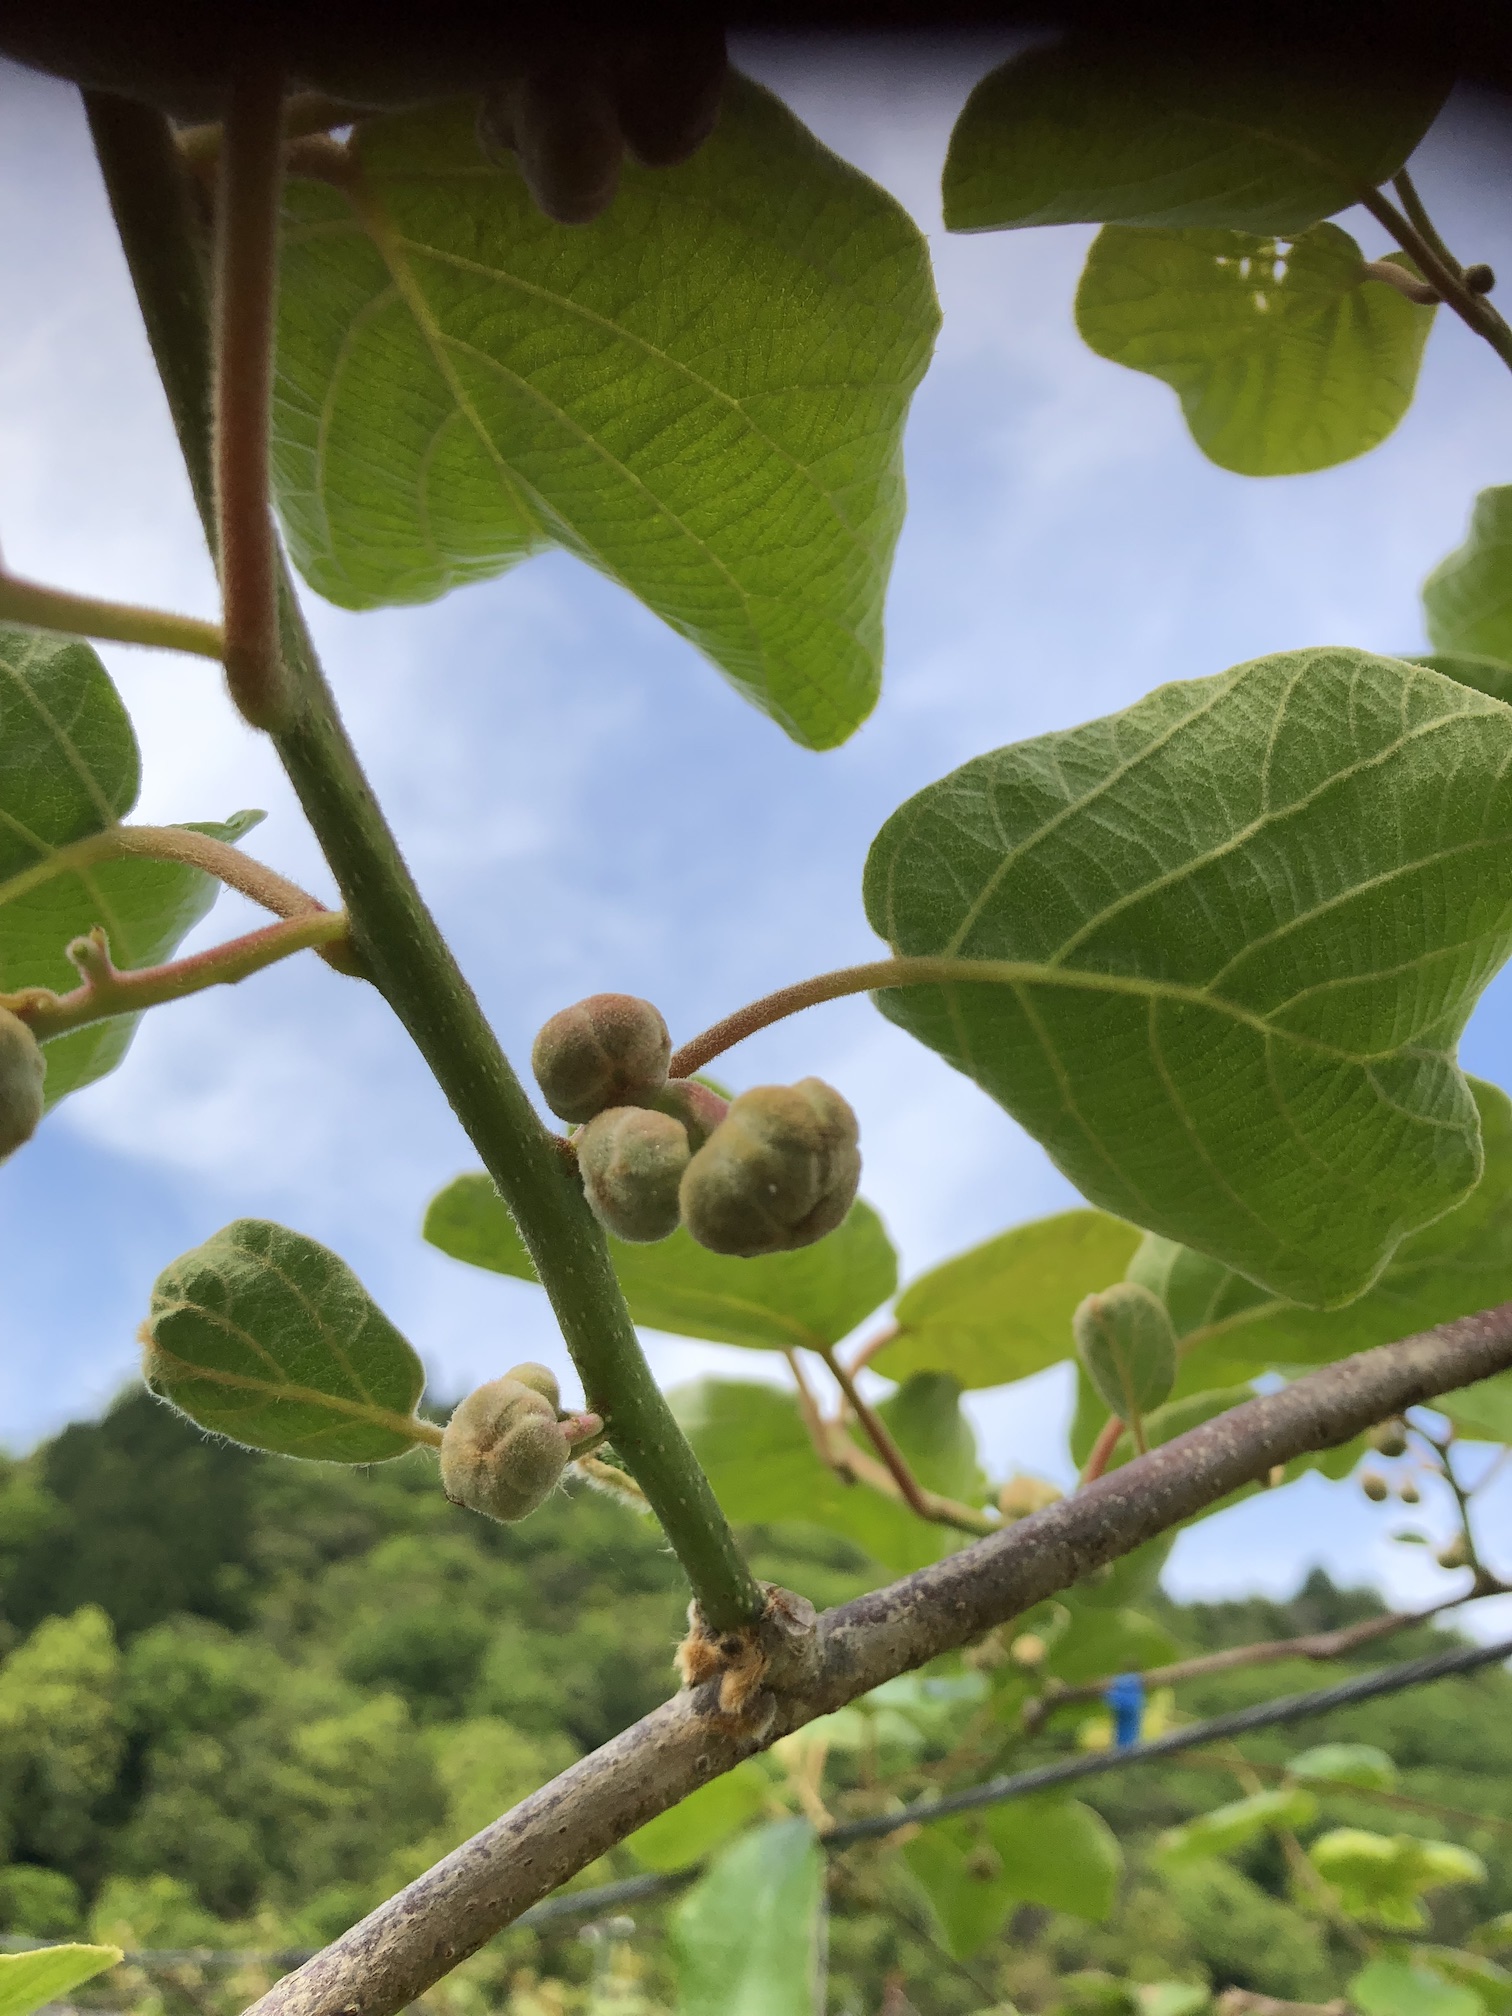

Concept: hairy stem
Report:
left=0, top=572, right=224, bottom=659
left=87, top=92, right=761, bottom=1634
left=1080, top=1414, right=1125, bottom=1485
left=1358, top=182, right=1512, bottom=375
left=213, top=66, right=291, bottom=729
left=822, top=1345, right=996, bottom=1537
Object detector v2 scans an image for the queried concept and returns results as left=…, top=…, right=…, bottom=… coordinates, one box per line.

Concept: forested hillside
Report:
left=2, top=1392, right=1509, bottom=2016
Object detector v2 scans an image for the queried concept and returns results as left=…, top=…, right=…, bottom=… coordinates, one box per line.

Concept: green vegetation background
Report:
left=1, top=1393, right=1507, bottom=2015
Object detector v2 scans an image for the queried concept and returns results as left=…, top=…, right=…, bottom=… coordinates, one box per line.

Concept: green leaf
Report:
left=0, top=627, right=255, bottom=1105
left=1074, top=1283, right=1178, bottom=1422
left=1043, top=1603, right=1180, bottom=1685
left=873, top=1209, right=1140, bottom=1388
left=671, top=1818, right=824, bottom=2016
left=1415, top=1949, right=1512, bottom=2016
left=862, top=647, right=1512, bottom=1307
left=1441, top=1371, right=1512, bottom=1444
left=1287, top=1743, right=1398, bottom=1792
left=0, top=1946, right=121, bottom=2016
left=907, top=1799, right=1120, bottom=1958
left=1138, top=1987, right=1209, bottom=2016
left=1129, top=1080, right=1512, bottom=1393
left=625, top=1759, right=769, bottom=1873
left=1075, top=227, right=1433, bottom=476
left=425, top=1175, right=896, bottom=1352
left=142, top=1220, right=430, bottom=1462
left=878, top=1372, right=986, bottom=1507
left=1351, top=1954, right=1484, bottom=2016
left=1425, top=488, right=1512, bottom=667
left=1158, top=1788, right=1318, bottom=1866
left=274, top=78, right=939, bottom=752
left=942, top=38, right=1445, bottom=235
left=1404, top=653, right=1512, bottom=707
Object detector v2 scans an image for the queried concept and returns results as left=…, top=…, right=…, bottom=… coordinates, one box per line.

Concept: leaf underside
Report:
left=1075, top=226, right=1433, bottom=476
left=1424, top=487, right=1512, bottom=668
left=273, top=76, right=939, bottom=750
left=671, top=1820, right=825, bottom=2016
left=942, top=38, right=1446, bottom=234
left=0, top=626, right=249, bottom=1105
left=144, top=1219, right=427, bottom=1462
left=863, top=647, right=1512, bottom=1307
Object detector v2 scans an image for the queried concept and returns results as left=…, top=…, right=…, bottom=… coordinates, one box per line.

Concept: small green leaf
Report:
left=625, top=1759, right=769, bottom=1872
left=863, top=648, right=1512, bottom=1307
left=1287, top=1743, right=1398, bottom=1792
left=1415, top=1948, right=1512, bottom=2016
left=0, top=1946, right=121, bottom=2016
left=0, top=627, right=253, bottom=1105
left=671, top=1818, right=824, bottom=2016
left=878, top=1371, right=987, bottom=1508
left=1425, top=488, right=1512, bottom=667
left=1044, top=1603, right=1180, bottom=1685
left=425, top=1175, right=896, bottom=1352
left=1074, top=1282, right=1178, bottom=1422
left=873, top=1209, right=1140, bottom=1389
left=143, top=1220, right=430, bottom=1461
left=1075, top=226, right=1433, bottom=476
left=275, top=78, right=939, bottom=751
left=1158, top=1788, right=1319, bottom=1866
left=908, top=1798, right=1120, bottom=1958
left=1351, top=1954, right=1484, bottom=2016
left=1441, top=1371, right=1512, bottom=1444
left=1404, top=653, right=1512, bottom=707
left=943, top=38, right=1445, bottom=235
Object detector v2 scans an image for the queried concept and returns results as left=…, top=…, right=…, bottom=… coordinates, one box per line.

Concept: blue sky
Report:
left=2, top=39, right=1511, bottom=1622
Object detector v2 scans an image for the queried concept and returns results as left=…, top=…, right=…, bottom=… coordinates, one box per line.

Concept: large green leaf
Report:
left=671, top=1819, right=824, bottom=2016
left=1425, top=489, right=1512, bottom=667
left=0, top=1947, right=121, bottom=2016
left=273, top=77, right=939, bottom=751
left=625, top=1759, right=769, bottom=1873
left=1405, top=653, right=1512, bottom=707
left=425, top=1175, right=896, bottom=1352
left=143, top=1220, right=430, bottom=1462
left=1128, top=1079, right=1512, bottom=1393
left=879, top=1372, right=987, bottom=1509
left=942, top=39, right=1445, bottom=235
left=907, top=1798, right=1121, bottom=1958
left=874, top=1209, right=1139, bottom=1388
left=0, top=627, right=256, bottom=1104
left=1075, top=227, right=1432, bottom=476
left=863, top=647, right=1512, bottom=1307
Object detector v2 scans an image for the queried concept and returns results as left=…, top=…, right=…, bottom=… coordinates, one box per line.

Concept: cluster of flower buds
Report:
left=532, top=993, right=862, bottom=1255
left=0, top=1008, right=44, bottom=1162
left=440, top=1362, right=603, bottom=1524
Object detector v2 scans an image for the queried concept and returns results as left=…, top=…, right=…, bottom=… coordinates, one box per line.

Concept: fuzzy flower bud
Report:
left=531, top=993, right=671, bottom=1124
left=679, top=1078, right=860, bottom=1257
left=0, top=1009, right=45, bottom=1162
left=577, top=1105, right=690, bottom=1243
left=441, top=1369, right=590, bottom=1523
left=645, top=1077, right=729, bottom=1149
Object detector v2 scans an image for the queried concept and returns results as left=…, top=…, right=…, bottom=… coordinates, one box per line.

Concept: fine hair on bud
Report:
left=0, top=1008, right=45, bottom=1162
left=679, top=1078, right=860, bottom=1257
left=441, top=1375, right=571, bottom=1523
left=645, top=1077, right=728, bottom=1150
left=531, top=993, right=671, bottom=1123
left=1073, top=1281, right=1177, bottom=1422
left=577, top=1105, right=689, bottom=1243
left=505, top=1362, right=561, bottom=1409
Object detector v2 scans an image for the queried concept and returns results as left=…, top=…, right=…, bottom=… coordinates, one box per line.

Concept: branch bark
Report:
left=245, top=1299, right=1512, bottom=2016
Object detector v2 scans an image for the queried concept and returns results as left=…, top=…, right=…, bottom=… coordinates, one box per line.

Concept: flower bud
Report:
left=679, top=1079, right=861, bottom=1257
left=1437, top=1532, right=1471, bottom=1570
left=1398, top=1477, right=1420, bottom=1506
left=1368, top=1418, right=1409, bottom=1458
left=505, top=1361, right=561, bottom=1409
left=1361, top=1471, right=1389, bottom=1502
left=998, top=1473, right=1063, bottom=1520
left=645, top=1077, right=728, bottom=1149
left=577, top=1105, right=690, bottom=1243
left=0, top=1009, right=45, bottom=1161
left=441, top=1374, right=572, bottom=1522
left=532, top=993, right=671, bottom=1123
left=1072, top=1282, right=1177, bottom=1422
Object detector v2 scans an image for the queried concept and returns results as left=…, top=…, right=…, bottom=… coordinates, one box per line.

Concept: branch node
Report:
left=675, top=1584, right=820, bottom=1733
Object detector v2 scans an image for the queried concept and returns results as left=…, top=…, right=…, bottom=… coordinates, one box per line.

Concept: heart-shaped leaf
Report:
left=943, top=38, right=1445, bottom=235
left=1424, top=488, right=1512, bottom=667
left=1129, top=1078, right=1512, bottom=1392
left=274, top=77, right=939, bottom=751
left=671, top=1819, right=824, bottom=2016
left=425, top=1174, right=896, bottom=1352
left=0, top=1948, right=121, bottom=2016
left=873, top=1208, right=1139, bottom=1389
left=1075, top=226, right=1433, bottom=475
left=863, top=648, right=1512, bottom=1306
left=0, top=626, right=257, bottom=1105
left=143, top=1220, right=430, bottom=1461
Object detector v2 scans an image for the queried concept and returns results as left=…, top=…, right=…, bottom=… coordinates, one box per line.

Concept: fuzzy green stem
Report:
left=86, top=92, right=762, bottom=1633
left=0, top=572, right=224, bottom=659
left=10, top=912, right=351, bottom=1041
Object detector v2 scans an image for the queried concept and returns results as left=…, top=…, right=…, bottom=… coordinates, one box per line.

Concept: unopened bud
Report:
left=532, top=993, right=671, bottom=1124
left=1437, top=1532, right=1471, bottom=1570
left=1010, top=1632, right=1046, bottom=1667
left=679, top=1079, right=860, bottom=1257
left=645, top=1077, right=728, bottom=1149
left=441, top=1372, right=598, bottom=1523
left=1398, top=1477, right=1420, bottom=1506
left=1072, top=1282, right=1177, bottom=1421
left=1368, top=1418, right=1409, bottom=1459
left=1361, top=1471, right=1389, bottom=1502
left=998, top=1473, right=1063, bottom=1520
left=0, top=1009, right=45, bottom=1161
left=577, top=1105, right=689, bottom=1243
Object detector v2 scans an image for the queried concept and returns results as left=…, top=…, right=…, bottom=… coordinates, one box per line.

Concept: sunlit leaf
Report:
left=625, top=1760, right=769, bottom=1873
left=1158, top=1788, right=1318, bottom=1866
left=874, top=1209, right=1139, bottom=1388
left=943, top=38, right=1445, bottom=234
left=274, top=78, right=939, bottom=751
left=1425, top=488, right=1512, bottom=668
left=671, top=1819, right=824, bottom=2016
left=907, top=1798, right=1120, bottom=1958
left=143, top=1220, right=429, bottom=1462
left=0, top=1947, right=121, bottom=2016
left=1287, top=1743, right=1397, bottom=1792
left=864, top=648, right=1512, bottom=1306
left=425, top=1175, right=896, bottom=1352
left=0, top=626, right=256, bottom=1105
left=1351, top=1954, right=1483, bottom=2016
left=1076, top=227, right=1432, bottom=475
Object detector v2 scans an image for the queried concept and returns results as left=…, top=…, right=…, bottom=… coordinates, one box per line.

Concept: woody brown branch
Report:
left=245, top=1297, right=1512, bottom=2016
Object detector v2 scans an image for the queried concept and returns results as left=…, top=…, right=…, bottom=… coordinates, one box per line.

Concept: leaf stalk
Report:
left=0, top=572, right=224, bottom=660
